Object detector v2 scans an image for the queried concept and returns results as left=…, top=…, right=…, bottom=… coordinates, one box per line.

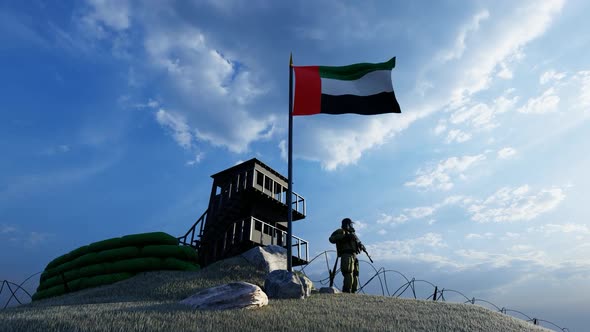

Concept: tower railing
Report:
left=177, top=210, right=207, bottom=248
left=253, top=170, right=306, bottom=216
left=218, top=216, right=309, bottom=263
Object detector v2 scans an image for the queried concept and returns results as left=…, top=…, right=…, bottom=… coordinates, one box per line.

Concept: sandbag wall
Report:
left=33, top=232, right=199, bottom=301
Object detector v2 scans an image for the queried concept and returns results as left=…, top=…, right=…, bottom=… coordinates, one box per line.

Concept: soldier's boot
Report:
left=351, top=271, right=359, bottom=293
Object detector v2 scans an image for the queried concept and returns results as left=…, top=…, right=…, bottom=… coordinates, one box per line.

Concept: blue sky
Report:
left=1, top=0, right=589, bottom=329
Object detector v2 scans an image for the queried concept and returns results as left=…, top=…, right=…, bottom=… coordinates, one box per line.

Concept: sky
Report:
left=1, top=0, right=589, bottom=330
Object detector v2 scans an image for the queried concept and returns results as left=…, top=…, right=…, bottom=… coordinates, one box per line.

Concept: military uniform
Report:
left=329, top=226, right=360, bottom=293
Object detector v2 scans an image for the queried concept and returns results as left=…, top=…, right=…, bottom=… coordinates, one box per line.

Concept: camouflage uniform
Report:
left=329, top=225, right=360, bottom=293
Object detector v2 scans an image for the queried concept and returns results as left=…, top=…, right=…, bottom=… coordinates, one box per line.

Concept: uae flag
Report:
left=292, top=57, right=401, bottom=116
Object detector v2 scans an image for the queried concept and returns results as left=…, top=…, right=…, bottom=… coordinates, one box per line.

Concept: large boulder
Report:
left=264, top=269, right=309, bottom=299
left=179, top=282, right=268, bottom=310
left=319, top=287, right=340, bottom=294
left=299, top=273, right=314, bottom=297
left=241, top=245, right=287, bottom=273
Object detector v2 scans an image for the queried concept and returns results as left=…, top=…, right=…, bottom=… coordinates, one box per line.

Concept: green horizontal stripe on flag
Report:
left=319, top=57, right=396, bottom=81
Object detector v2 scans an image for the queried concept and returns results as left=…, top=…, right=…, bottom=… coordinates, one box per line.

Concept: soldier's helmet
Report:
left=341, top=218, right=354, bottom=228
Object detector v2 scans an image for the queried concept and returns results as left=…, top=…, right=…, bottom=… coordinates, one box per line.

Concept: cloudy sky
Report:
left=1, top=0, right=589, bottom=330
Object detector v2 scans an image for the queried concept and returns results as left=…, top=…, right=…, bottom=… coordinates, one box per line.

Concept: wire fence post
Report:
left=433, top=286, right=438, bottom=301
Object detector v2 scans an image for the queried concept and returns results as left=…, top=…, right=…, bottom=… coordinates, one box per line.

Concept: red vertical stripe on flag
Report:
left=293, top=66, right=321, bottom=116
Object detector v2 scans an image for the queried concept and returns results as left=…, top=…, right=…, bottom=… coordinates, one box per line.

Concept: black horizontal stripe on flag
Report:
left=320, top=91, right=401, bottom=115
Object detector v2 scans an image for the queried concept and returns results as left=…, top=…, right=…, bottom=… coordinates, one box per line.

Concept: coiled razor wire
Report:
left=0, top=271, right=41, bottom=309
left=298, top=250, right=570, bottom=332
left=1, top=252, right=571, bottom=332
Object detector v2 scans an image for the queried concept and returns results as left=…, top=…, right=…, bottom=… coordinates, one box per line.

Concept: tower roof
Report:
left=210, top=158, right=288, bottom=182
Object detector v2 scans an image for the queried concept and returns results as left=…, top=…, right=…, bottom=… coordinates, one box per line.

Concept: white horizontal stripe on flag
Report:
left=321, top=70, right=393, bottom=96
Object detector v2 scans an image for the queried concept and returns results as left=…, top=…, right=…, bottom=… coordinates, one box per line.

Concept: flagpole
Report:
left=287, top=53, right=294, bottom=272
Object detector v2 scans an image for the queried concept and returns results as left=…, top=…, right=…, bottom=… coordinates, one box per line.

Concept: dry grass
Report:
left=0, top=256, right=552, bottom=332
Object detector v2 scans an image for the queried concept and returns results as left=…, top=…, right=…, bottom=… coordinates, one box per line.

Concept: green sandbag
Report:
left=96, top=246, right=140, bottom=262
left=37, top=273, right=68, bottom=292
left=44, top=244, right=90, bottom=272
left=42, top=247, right=138, bottom=282
left=33, top=272, right=134, bottom=301
left=45, top=253, right=71, bottom=271
left=68, top=245, right=91, bottom=262
left=67, top=278, right=83, bottom=292
left=140, top=245, right=197, bottom=262
left=162, top=257, right=200, bottom=271
left=32, top=284, right=67, bottom=301
left=71, top=252, right=100, bottom=269
left=120, top=232, right=178, bottom=247
left=179, top=245, right=199, bottom=262
left=43, top=232, right=176, bottom=278
left=88, top=237, right=124, bottom=253
left=79, top=263, right=108, bottom=279
left=110, top=257, right=163, bottom=273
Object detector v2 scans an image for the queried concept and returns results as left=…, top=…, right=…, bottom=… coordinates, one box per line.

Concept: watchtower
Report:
left=178, top=158, right=308, bottom=267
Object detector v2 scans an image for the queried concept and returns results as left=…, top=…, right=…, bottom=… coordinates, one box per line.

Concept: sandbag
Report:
left=141, top=245, right=197, bottom=262
left=120, top=232, right=178, bottom=247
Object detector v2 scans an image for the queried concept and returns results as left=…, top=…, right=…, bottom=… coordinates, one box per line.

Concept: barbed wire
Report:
left=298, top=250, right=570, bottom=332
left=0, top=271, right=41, bottom=309
left=1, top=252, right=571, bottom=332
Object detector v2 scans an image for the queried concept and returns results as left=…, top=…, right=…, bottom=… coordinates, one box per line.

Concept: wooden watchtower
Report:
left=178, top=158, right=308, bottom=267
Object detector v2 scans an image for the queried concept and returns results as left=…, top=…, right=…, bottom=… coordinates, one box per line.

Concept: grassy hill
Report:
left=0, top=256, right=551, bottom=332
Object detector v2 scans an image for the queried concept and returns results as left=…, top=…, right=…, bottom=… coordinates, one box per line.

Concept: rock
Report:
left=264, top=269, right=308, bottom=299
left=241, top=245, right=287, bottom=273
left=179, top=282, right=268, bottom=310
left=319, top=287, right=340, bottom=294
left=299, top=273, right=314, bottom=297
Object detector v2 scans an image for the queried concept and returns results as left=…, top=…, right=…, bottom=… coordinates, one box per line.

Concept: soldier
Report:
left=329, top=218, right=362, bottom=293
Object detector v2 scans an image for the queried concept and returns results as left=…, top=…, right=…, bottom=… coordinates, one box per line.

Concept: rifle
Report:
left=357, top=240, right=373, bottom=263
left=351, top=229, right=373, bottom=263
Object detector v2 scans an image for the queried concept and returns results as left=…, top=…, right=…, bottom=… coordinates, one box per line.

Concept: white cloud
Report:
left=434, top=120, right=447, bottom=135
left=529, top=223, right=590, bottom=235
left=468, top=185, right=566, bottom=223
left=447, top=0, right=565, bottom=106
left=438, top=10, right=490, bottom=62
left=354, top=220, right=368, bottom=232
left=445, top=129, right=472, bottom=143
left=540, top=70, right=566, bottom=84
left=79, top=0, right=131, bottom=39
left=405, top=206, right=436, bottom=219
left=368, top=233, right=447, bottom=261
left=465, top=232, right=494, bottom=240
left=574, top=71, right=590, bottom=109
left=278, top=140, right=287, bottom=161
left=295, top=112, right=421, bottom=171
left=496, top=62, right=513, bottom=79
left=155, top=109, right=193, bottom=149
left=143, top=23, right=275, bottom=153
left=0, top=224, right=17, bottom=234
left=27, top=232, right=53, bottom=246
left=134, top=99, right=160, bottom=109
left=517, top=87, right=560, bottom=114
left=405, top=154, right=486, bottom=191
left=376, top=213, right=408, bottom=225
left=497, top=147, right=517, bottom=159
left=455, top=248, right=549, bottom=269
left=377, top=229, right=387, bottom=235
left=446, top=91, right=519, bottom=137
left=186, top=152, right=205, bottom=166
left=503, top=232, right=521, bottom=239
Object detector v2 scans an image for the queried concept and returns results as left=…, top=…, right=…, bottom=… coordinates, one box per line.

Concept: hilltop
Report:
left=0, top=256, right=551, bottom=332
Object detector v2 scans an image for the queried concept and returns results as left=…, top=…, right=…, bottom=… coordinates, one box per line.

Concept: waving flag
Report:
left=292, top=57, right=401, bottom=116
left=285, top=55, right=402, bottom=271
